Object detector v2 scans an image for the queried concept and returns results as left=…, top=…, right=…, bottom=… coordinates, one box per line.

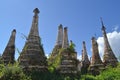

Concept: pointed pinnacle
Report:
left=83, top=41, right=85, bottom=44
left=64, top=27, right=68, bottom=30
left=12, top=29, right=16, bottom=32
left=100, top=17, right=104, bottom=26
left=91, top=36, right=95, bottom=40
left=100, top=17, right=106, bottom=30
left=33, top=8, right=40, bottom=14
left=58, top=24, right=63, bottom=29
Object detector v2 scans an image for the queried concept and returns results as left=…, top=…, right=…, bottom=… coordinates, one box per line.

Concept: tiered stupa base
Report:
left=57, top=49, right=77, bottom=74
left=89, top=64, right=105, bottom=76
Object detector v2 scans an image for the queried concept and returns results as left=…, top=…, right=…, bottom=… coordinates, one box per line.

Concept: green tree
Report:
left=69, top=40, right=76, bottom=52
left=0, top=63, right=31, bottom=80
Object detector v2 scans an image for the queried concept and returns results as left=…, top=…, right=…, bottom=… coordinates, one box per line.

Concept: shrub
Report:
left=81, top=75, right=96, bottom=80
left=0, top=63, right=31, bottom=80
left=96, top=63, right=120, bottom=80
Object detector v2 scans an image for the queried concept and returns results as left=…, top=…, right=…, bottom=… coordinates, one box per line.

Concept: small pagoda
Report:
left=2, top=29, right=16, bottom=65
left=89, top=37, right=104, bottom=76
left=57, top=27, right=78, bottom=74
left=80, top=41, right=90, bottom=74
left=18, top=8, right=47, bottom=71
left=101, top=18, right=118, bottom=67
left=48, top=24, right=63, bottom=65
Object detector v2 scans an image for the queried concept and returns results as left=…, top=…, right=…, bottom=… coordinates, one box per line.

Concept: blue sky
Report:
left=0, top=0, right=120, bottom=60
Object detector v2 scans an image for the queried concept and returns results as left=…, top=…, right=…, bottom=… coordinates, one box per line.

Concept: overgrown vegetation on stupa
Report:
left=0, top=62, right=120, bottom=80
left=0, top=8, right=119, bottom=80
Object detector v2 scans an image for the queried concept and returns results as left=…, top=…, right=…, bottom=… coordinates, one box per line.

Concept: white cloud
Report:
left=113, top=25, right=119, bottom=31
left=46, top=53, right=49, bottom=58
left=97, top=31, right=120, bottom=60
left=77, top=53, right=90, bottom=61
left=77, top=55, right=82, bottom=60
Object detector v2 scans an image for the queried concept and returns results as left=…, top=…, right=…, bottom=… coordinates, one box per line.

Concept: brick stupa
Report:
left=52, top=24, right=63, bottom=54
left=18, top=8, right=47, bottom=71
left=101, top=18, right=118, bottom=67
left=58, top=27, right=77, bottom=74
left=89, top=37, right=104, bottom=76
left=81, top=41, right=90, bottom=74
left=48, top=24, right=63, bottom=67
left=2, top=29, right=16, bottom=64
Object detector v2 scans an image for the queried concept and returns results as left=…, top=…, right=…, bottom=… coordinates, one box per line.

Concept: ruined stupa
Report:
left=80, top=41, right=90, bottom=74
left=18, top=8, right=47, bottom=71
left=89, top=37, right=104, bottom=76
left=48, top=24, right=63, bottom=66
left=58, top=27, right=77, bottom=74
left=2, top=29, right=16, bottom=64
left=50, top=24, right=63, bottom=57
left=101, top=18, right=118, bottom=67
